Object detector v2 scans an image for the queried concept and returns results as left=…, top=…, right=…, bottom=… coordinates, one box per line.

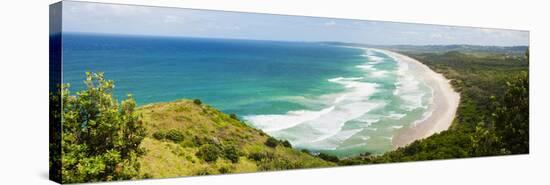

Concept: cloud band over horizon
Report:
left=61, top=1, right=529, bottom=46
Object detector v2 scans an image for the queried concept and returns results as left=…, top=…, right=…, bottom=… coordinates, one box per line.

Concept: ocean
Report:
left=62, top=33, right=433, bottom=157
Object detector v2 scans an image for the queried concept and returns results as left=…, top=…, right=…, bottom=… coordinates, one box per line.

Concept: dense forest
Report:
left=50, top=48, right=529, bottom=183
left=339, top=49, right=529, bottom=164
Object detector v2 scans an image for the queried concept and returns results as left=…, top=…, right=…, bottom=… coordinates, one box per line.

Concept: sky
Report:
left=61, top=1, right=529, bottom=46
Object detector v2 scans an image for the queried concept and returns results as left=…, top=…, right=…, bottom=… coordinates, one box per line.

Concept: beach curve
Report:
left=373, top=49, right=461, bottom=148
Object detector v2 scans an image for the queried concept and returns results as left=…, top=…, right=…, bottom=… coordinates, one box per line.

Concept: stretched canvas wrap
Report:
left=49, top=1, right=530, bottom=184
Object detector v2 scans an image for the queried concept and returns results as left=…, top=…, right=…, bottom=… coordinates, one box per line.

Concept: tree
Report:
left=492, top=72, right=529, bottom=154
left=61, top=72, right=146, bottom=183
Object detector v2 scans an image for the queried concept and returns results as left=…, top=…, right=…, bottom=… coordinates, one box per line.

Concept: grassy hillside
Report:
left=135, top=99, right=334, bottom=178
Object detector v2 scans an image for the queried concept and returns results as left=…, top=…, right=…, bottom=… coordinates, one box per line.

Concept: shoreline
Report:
left=373, top=49, right=460, bottom=148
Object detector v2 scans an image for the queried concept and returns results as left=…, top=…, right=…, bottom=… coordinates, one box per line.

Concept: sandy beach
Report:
left=374, top=49, right=460, bottom=148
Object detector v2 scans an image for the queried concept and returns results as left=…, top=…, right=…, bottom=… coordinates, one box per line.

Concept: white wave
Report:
left=370, top=70, right=388, bottom=78
left=332, top=128, right=364, bottom=142
left=328, top=76, right=364, bottom=83
left=390, top=125, right=404, bottom=129
left=246, top=73, right=385, bottom=150
left=392, top=55, right=428, bottom=111
left=245, top=48, right=437, bottom=152
left=367, top=55, right=384, bottom=62
left=356, top=118, right=380, bottom=126
left=386, top=112, right=406, bottom=120
left=359, top=135, right=371, bottom=141
left=356, top=63, right=377, bottom=71
left=244, top=106, right=335, bottom=132
left=366, top=127, right=378, bottom=131
left=411, top=109, right=434, bottom=127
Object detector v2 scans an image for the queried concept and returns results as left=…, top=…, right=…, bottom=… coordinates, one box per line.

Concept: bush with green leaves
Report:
left=152, top=129, right=185, bottom=143
left=223, top=145, right=240, bottom=163
left=247, top=151, right=275, bottom=162
left=493, top=72, right=529, bottom=154
left=264, top=137, right=279, bottom=148
left=196, top=144, right=221, bottom=162
left=281, top=140, right=292, bottom=148
left=165, top=129, right=185, bottom=143
left=60, top=72, right=146, bottom=183
left=318, top=153, right=339, bottom=162
left=193, top=99, right=202, bottom=105
left=152, top=131, right=166, bottom=141
left=229, top=113, right=239, bottom=120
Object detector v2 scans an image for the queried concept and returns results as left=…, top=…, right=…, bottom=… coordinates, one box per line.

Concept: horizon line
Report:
left=56, top=31, right=530, bottom=47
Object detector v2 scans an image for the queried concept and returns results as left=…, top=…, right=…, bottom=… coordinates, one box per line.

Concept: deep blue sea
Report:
left=62, top=33, right=432, bottom=157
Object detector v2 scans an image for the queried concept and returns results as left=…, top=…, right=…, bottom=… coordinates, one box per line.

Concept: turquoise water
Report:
left=62, top=33, right=433, bottom=157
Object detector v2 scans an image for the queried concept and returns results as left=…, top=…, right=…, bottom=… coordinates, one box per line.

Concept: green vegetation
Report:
left=264, top=137, right=293, bottom=148
left=49, top=86, right=62, bottom=182
left=265, top=137, right=279, bottom=148
left=229, top=113, right=239, bottom=120
left=196, top=144, right=222, bottom=162
left=59, top=72, right=147, bottom=183
left=152, top=129, right=185, bottom=143
left=339, top=50, right=529, bottom=164
left=193, top=99, right=202, bottom=105
left=318, top=153, right=340, bottom=163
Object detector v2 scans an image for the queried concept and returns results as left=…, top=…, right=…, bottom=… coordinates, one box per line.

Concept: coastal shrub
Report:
left=152, top=129, right=184, bottom=143
left=152, top=131, right=166, bottom=140
left=223, top=145, right=240, bottom=163
left=193, top=99, right=202, bottom=105
left=165, top=129, right=185, bottom=143
left=318, top=153, right=340, bottom=162
left=229, top=113, right=239, bottom=120
left=281, top=140, right=292, bottom=148
left=359, top=152, right=372, bottom=157
left=264, top=137, right=279, bottom=148
left=248, top=151, right=275, bottom=162
left=196, top=144, right=221, bottom=162
left=60, top=72, right=146, bottom=183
